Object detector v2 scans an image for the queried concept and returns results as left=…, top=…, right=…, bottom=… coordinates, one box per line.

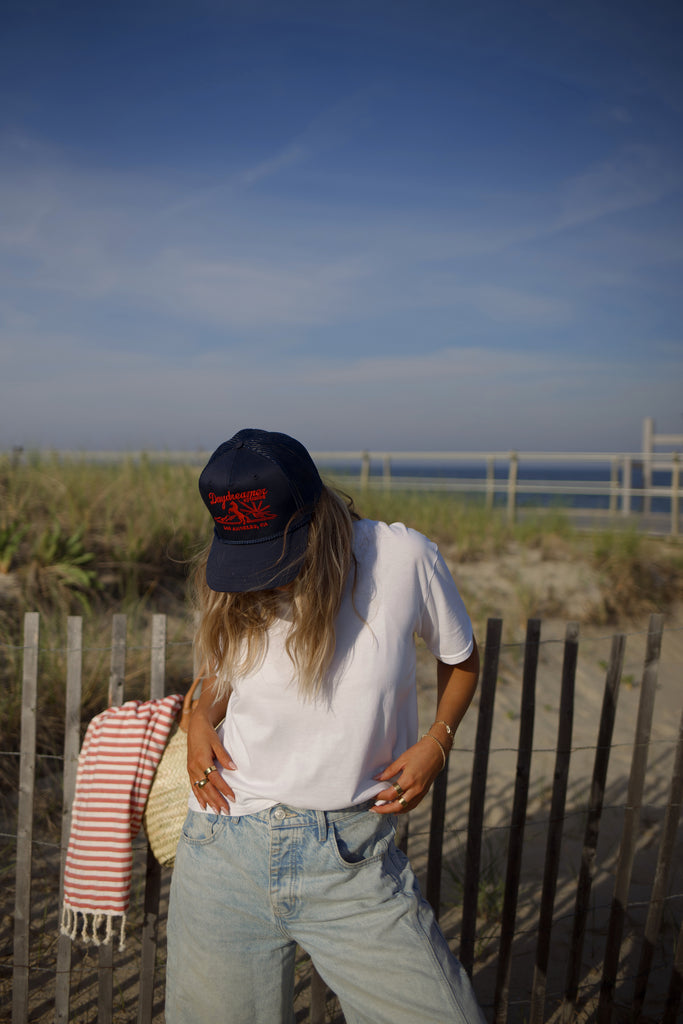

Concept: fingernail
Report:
left=228, top=760, right=237, bottom=769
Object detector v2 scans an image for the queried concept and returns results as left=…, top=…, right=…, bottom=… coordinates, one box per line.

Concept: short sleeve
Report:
left=418, top=546, right=473, bottom=664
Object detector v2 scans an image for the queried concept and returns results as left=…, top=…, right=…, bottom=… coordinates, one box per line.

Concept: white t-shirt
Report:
left=189, top=519, right=473, bottom=816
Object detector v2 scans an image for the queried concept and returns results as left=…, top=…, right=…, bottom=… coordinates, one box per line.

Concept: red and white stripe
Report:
left=61, top=693, right=182, bottom=947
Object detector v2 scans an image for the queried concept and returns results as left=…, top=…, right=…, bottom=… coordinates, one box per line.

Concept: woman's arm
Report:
left=431, top=641, right=480, bottom=750
left=372, top=638, right=479, bottom=814
left=186, top=674, right=237, bottom=813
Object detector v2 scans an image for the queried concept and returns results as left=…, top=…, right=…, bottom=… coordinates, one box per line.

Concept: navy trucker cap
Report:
left=198, top=428, right=324, bottom=592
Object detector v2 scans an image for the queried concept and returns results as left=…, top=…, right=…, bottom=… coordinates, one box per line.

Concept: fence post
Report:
left=460, top=617, right=502, bottom=977
left=642, top=417, right=654, bottom=515
left=633, top=702, right=683, bottom=1017
left=55, top=616, right=84, bottom=1024
left=426, top=747, right=449, bottom=918
left=622, top=456, right=632, bottom=516
left=98, top=615, right=127, bottom=1024
left=597, top=613, right=663, bottom=1021
left=494, top=618, right=540, bottom=1024
left=382, top=455, right=392, bottom=493
left=360, top=452, right=370, bottom=491
left=609, top=458, right=619, bottom=516
left=309, top=969, right=328, bottom=1024
left=12, top=612, right=39, bottom=1024
left=530, top=621, right=579, bottom=1024
left=671, top=453, right=679, bottom=538
left=137, top=615, right=167, bottom=1024
left=486, top=457, right=495, bottom=511
left=507, top=452, right=518, bottom=524
left=561, top=633, right=626, bottom=1022
left=663, top=918, right=683, bottom=1023
left=108, top=613, right=127, bottom=706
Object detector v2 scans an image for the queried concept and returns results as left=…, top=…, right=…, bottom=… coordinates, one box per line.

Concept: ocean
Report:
left=318, top=458, right=678, bottom=516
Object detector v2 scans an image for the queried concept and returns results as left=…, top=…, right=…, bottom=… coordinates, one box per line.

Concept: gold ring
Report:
left=204, top=765, right=217, bottom=776
left=391, top=781, right=404, bottom=797
left=195, top=778, right=210, bottom=788
left=397, top=796, right=407, bottom=809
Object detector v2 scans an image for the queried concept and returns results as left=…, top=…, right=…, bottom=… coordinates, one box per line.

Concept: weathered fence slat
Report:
left=98, top=615, right=128, bottom=1024
left=663, top=915, right=683, bottom=1023
left=632, top=701, right=683, bottom=1018
left=529, top=621, right=579, bottom=1024
left=12, top=612, right=39, bottom=1024
left=137, top=614, right=167, bottom=1024
left=460, top=617, right=502, bottom=977
left=506, top=451, right=518, bottom=523
left=560, top=632, right=625, bottom=1022
left=309, top=967, right=328, bottom=1024
left=426, top=747, right=450, bottom=917
left=55, top=615, right=84, bottom=1024
left=671, top=452, right=680, bottom=537
left=108, top=612, right=127, bottom=707
left=149, top=614, right=166, bottom=701
left=597, top=613, right=663, bottom=1021
left=493, top=617, right=540, bottom=1024
left=8, top=610, right=682, bottom=1023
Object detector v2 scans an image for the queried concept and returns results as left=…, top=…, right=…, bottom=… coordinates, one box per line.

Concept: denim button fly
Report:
left=273, top=807, right=286, bottom=820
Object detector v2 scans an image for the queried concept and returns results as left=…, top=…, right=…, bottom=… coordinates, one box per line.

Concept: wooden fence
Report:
left=6, top=612, right=683, bottom=1023
left=642, top=417, right=683, bottom=520
left=313, top=449, right=682, bottom=537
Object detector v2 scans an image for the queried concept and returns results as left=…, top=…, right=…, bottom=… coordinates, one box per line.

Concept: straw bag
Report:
left=143, top=675, right=202, bottom=867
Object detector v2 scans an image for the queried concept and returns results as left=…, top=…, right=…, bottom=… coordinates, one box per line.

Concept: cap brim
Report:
left=205, top=518, right=311, bottom=592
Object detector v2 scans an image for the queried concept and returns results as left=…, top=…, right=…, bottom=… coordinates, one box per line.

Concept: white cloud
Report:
left=240, top=143, right=309, bottom=186
left=128, top=248, right=371, bottom=328
left=1, top=134, right=680, bottom=340
left=553, top=145, right=680, bottom=233
left=0, top=155, right=578, bottom=335
left=1, top=131, right=681, bottom=454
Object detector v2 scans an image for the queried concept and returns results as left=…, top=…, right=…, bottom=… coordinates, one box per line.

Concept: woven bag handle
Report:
left=179, top=672, right=206, bottom=733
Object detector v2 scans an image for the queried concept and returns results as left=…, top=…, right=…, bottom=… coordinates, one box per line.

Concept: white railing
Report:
left=4, top=426, right=681, bottom=536
left=313, top=449, right=681, bottom=536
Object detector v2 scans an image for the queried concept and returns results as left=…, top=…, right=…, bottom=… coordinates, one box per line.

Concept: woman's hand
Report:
left=370, top=736, right=444, bottom=814
left=187, top=705, right=236, bottom=814
left=371, top=646, right=479, bottom=815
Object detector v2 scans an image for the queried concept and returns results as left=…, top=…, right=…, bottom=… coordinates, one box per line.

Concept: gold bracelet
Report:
left=431, top=720, right=454, bottom=743
left=421, top=732, right=447, bottom=771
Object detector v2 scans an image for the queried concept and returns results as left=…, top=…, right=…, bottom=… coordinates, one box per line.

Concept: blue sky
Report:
left=1, top=0, right=682, bottom=453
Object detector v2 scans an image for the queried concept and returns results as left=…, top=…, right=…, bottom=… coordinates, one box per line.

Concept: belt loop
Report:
left=316, top=809, right=327, bottom=843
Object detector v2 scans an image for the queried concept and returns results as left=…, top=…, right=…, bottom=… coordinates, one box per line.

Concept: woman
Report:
left=166, top=428, right=486, bottom=1024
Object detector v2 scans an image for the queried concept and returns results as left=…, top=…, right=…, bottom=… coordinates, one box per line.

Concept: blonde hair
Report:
left=193, top=485, right=360, bottom=701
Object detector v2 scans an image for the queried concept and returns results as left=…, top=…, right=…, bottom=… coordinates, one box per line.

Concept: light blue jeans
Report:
left=166, top=804, right=486, bottom=1024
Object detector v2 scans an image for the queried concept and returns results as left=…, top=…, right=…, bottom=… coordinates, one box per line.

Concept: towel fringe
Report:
left=60, top=904, right=127, bottom=950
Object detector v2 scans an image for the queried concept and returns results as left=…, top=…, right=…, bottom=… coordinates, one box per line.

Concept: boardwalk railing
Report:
left=9, top=444, right=680, bottom=535
left=5, top=612, right=683, bottom=1023
left=313, top=449, right=681, bottom=535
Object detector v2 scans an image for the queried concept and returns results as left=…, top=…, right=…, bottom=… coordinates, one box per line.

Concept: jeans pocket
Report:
left=330, top=811, right=396, bottom=869
left=180, top=809, right=224, bottom=847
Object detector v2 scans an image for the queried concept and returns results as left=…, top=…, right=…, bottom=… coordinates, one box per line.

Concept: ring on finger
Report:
left=194, top=778, right=210, bottom=789
left=391, top=781, right=404, bottom=797
left=204, top=765, right=216, bottom=777
left=397, top=796, right=407, bottom=809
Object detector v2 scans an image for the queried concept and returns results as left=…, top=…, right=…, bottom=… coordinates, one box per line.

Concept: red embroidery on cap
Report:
left=213, top=494, right=277, bottom=531
left=208, top=489, right=268, bottom=509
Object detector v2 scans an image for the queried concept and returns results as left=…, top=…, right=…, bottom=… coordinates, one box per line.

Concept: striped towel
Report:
left=60, top=693, right=183, bottom=949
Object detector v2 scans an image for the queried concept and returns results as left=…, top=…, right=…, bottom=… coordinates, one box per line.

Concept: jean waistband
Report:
left=250, top=800, right=375, bottom=842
